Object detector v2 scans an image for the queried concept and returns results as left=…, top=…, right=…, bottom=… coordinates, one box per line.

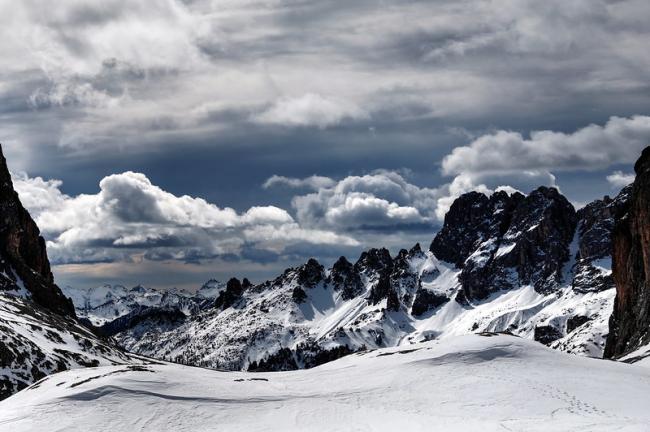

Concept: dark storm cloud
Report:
left=1, top=0, right=649, bottom=287
left=3, top=0, right=648, bottom=157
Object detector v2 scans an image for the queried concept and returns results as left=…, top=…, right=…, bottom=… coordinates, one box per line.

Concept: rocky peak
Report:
left=214, top=277, right=244, bottom=310
left=429, top=191, right=491, bottom=266
left=388, top=247, right=422, bottom=312
left=430, top=190, right=523, bottom=267
left=242, top=278, right=253, bottom=290
left=572, top=186, right=631, bottom=293
left=505, top=186, right=577, bottom=292
left=130, top=285, right=147, bottom=293
left=0, top=144, right=74, bottom=316
left=296, top=258, right=325, bottom=288
left=393, top=248, right=410, bottom=265
left=605, top=146, right=650, bottom=358
left=634, top=146, right=650, bottom=175
left=354, top=247, right=393, bottom=275
left=408, top=242, right=424, bottom=257
left=453, top=186, right=577, bottom=304
left=332, top=255, right=354, bottom=273
left=328, top=256, right=363, bottom=300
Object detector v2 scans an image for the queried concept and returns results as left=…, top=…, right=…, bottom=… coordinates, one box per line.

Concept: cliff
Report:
left=0, top=144, right=75, bottom=316
left=604, top=146, right=650, bottom=358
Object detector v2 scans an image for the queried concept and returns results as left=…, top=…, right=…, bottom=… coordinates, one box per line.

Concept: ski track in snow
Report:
left=1, top=334, right=650, bottom=432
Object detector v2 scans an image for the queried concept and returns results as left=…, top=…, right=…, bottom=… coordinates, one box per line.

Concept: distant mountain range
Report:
left=62, top=280, right=225, bottom=327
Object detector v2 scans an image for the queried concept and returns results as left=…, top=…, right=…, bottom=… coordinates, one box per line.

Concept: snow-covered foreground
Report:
left=1, top=334, right=649, bottom=432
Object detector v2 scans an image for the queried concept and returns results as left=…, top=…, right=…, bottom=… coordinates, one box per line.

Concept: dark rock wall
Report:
left=0, top=145, right=74, bottom=316
left=605, top=147, right=650, bottom=358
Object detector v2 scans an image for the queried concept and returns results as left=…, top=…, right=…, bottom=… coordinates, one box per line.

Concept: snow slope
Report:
left=0, top=293, right=139, bottom=399
left=1, top=334, right=649, bottom=432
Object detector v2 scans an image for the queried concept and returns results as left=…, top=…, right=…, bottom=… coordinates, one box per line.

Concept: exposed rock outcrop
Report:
left=605, top=147, right=650, bottom=358
left=328, top=256, right=363, bottom=300
left=214, top=278, right=245, bottom=310
left=572, top=186, right=631, bottom=293
left=451, top=187, right=577, bottom=304
left=430, top=191, right=523, bottom=267
left=0, top=145, right=74, bottom=316
left=296, top=258, right=325, bottom=288
left=411, top=288, right=449, bottom=316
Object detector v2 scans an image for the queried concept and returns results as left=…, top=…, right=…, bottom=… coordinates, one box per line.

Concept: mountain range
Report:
left=65, top=183, right=629, bottom=371
left=2, top=144, right=650, bottom=409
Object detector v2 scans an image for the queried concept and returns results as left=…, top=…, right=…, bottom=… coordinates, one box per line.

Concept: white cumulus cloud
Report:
left=442, top=115, right=650, bottom=176
left=290, top=171, right=442, bottom=230
left=12, top=171, right=359, bottom=265
left=606, top=171, right=635, bottom=189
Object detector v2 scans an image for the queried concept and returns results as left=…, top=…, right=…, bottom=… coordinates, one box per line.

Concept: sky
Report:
left=0, top=0, right=649, bottom=290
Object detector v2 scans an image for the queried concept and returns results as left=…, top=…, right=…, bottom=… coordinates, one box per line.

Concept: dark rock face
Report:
left=291, top=287, right=307, bottom=304
left=354, top=248, right=399, bottom=309
left=389, top=248, right=419, bottom=306
left=505, top=187, right=577, bottom=292
left=247, top=347, right=297, bottom=372
left=296, top=258, right=325, bottom=288
left=388, top=244, right=433, bottom=312
left=215, top=278, right=244, bottom=310
left=328, top=256, right=363, bottom=300
left=566, top=315, right=591, bottom=334
left=0, top=145, right=74, bottom=317
left=534, top=325, right=563, bottom=345
left=605, top=147, right=650, bottom=359
left=354, top=247, right=393, bottom=275
left=411, top=289, right=449, bottom=316
left=452, top=187, right=577, bottom=304
left=430, top=191, right=523, bottom=267
left=360, top=245, right=433, bottom=312
left=367, top=273, right=394, bottom=308
left=572, top=186, right=631, bottom=293
left=247, top=343, right=354, bottom=372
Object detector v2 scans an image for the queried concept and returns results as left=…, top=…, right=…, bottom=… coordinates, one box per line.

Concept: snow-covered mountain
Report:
left=101, top=184, right=633, bottom=371
left=2, top=333, right=650, bottom=432
left=62, top=281, right=224, bottom=327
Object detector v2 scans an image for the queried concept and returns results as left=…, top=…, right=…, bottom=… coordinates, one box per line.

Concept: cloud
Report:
left=12, top=171, right=359, bottom=265
left=2, top=0, right=650, bottom=158
left=253, top=93, right=368, bottom=128
left=281, top=167, right=559, bottom=229
left=262, top=175, right=336, bottom=190
left=3, top=0, right=648, bottom=289
left=290, top=171, right=443, bottom=230
left=442, top=115, right=650, bottom=176
left=606, top=171, right=635, bottom=189
left=433, top=171, right=557, bottom=220
left=8, top=172, right=67, bottom=216
left=435, top=116, right=648, bottom=215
